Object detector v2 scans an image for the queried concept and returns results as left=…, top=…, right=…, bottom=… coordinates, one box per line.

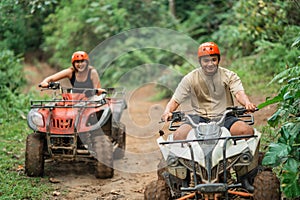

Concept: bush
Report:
left=0, top=0, right=57, bottom=55
left=259, top=38, right=300, bottom=198
left=42, top=0, right=175, bottom=70
left=0, top=50, right=28, bottom=123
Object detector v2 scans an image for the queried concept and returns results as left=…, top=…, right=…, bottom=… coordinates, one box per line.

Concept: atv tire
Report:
left=157, top=158, right=167, bottom=180
left=25, top=132, right=45, bottom=177
left=114, top=123, right=126, bottom=160
left=144, top=180, right=171, bottom=200
left=253, top=170, right=280, bottom=200
left=94, top=135, right=114, bottom=178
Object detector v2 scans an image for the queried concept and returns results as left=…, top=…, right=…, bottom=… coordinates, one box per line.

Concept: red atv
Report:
left=25, top=82, right=126, bottom=178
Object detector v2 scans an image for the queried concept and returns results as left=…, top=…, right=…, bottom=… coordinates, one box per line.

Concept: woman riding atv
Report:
left=39, top=51, right=106, bottom=97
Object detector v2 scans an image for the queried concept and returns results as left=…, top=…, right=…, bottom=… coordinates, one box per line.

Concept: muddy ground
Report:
left=24, top=63, right=276, bottom=200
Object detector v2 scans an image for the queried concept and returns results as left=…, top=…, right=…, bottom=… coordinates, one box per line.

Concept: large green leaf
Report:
left=262, top=143, right=290, bottom=166
left=267, top=109, right=286, bottom=127
left=292, top=36, right=300, bottom=47
left=281, top=122, right=300, bottom=145
left=281, top=158, right=300, bottom=198
left=257, top=95, right=282, bottom=109
left=258, top=84, right=290, bottom=110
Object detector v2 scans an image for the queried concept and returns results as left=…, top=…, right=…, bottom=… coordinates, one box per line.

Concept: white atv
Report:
left=144, top=107, right=280, bottom=200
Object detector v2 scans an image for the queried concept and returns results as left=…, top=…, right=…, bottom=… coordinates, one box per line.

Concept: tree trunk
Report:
left=169, top=0, right=176, bottom=18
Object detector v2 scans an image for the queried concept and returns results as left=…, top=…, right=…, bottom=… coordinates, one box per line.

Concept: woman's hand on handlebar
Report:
left=96, top=88, right=107, bottom=95
left=39, top=81, right=49, bottom=88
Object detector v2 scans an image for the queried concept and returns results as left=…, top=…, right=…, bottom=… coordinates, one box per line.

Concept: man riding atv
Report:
left=144, top=42, right=280, bottom=200
left=161, top=42, right=257, bottom=140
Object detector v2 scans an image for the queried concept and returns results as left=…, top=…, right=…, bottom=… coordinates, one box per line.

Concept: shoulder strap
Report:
left=70, top=70, right=76, bottom=86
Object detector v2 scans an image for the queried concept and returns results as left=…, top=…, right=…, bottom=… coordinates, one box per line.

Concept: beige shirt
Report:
left=173, top=67, right=244, bottom=117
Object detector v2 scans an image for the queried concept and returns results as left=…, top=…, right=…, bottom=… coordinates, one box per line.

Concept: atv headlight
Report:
left=27, top=109, right=44, bottom=131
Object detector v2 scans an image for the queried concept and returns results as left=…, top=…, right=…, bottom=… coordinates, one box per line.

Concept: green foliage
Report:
left=0, top=50, right=29, bottom=123
left=213, top=0, right=290, bottom=58
left=0, top=1, right=27, bottom=54
left=259, top=38, right=300, bottom=198
left=0, top=0, right=57, bottom=54
left=253, top=25, right=300, bottom=75
left=42, top=0, right=176, bottom=69
left=179, top=0, right=234, bottom=42
left=0, top=50, right=26, bottom=94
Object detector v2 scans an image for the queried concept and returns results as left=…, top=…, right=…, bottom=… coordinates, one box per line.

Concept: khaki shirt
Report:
left=173, top=67, right=244, bottom=117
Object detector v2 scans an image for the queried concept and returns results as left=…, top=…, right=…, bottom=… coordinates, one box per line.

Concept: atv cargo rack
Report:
left=30, top=99, right=107, bottom=109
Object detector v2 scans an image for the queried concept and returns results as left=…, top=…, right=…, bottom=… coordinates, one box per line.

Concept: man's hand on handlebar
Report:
left=161, top=112, right=173, bottom=123
left=245, top=103, right=257, bottom=113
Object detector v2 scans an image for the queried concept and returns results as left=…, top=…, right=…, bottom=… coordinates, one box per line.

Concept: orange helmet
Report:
left=198, top=42, right=220, bottom=58
left=71, top=51, right=89, bottom=64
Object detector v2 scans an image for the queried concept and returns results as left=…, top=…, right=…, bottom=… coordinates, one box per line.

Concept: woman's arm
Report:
left=90, top=68, right=101, bottom=88
left=39, top=68, right=73, bottom=87
left=90, top=68, right=107, bottom=95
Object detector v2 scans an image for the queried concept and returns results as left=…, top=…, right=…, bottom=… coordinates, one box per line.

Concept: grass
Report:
left=0, top=119, right=54, bottom=200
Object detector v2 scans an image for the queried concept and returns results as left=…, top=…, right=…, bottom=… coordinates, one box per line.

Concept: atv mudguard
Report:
left=157, top=128, right=261, bottom=168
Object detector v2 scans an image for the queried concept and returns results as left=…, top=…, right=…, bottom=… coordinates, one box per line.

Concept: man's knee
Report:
left=173, top=124, right=192, bottom=140
left=230, top=121, right=254, bottom=136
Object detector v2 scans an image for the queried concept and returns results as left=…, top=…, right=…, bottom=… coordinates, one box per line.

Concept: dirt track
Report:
left=24, top=64, right=276, bottom=200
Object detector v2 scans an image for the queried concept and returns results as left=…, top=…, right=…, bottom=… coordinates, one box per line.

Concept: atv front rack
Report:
left=30, top=99, right=107, bottom=109
left=159, top=135, right=258, bottom=200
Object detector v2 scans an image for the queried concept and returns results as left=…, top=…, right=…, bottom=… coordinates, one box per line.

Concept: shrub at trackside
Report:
left=258, top=38, right=300, bottom=199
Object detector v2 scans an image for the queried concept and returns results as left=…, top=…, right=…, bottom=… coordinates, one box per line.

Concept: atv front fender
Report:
left=89, top=107, right=112, bottom=132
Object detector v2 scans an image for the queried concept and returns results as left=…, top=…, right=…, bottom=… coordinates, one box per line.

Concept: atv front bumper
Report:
left=181, top=183, right=242, bottom=193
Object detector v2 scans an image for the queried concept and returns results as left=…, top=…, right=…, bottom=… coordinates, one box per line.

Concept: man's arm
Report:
left=235, top=90, right=256, bottom=111
left=161, top=98, right=180, bottom=122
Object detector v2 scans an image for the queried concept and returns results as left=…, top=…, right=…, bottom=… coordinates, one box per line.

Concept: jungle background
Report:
left=0, top=0, right=299, bottom=199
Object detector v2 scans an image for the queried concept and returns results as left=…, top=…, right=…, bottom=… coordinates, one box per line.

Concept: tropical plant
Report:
left=258, top=38, right=300, bottom=198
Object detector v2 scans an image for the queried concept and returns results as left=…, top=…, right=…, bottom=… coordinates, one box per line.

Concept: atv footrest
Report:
left=181, top=183, right=227, bottom=193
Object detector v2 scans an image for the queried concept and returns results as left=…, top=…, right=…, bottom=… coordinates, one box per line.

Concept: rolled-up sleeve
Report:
left=173, top=75, right=191, bottom=104
left=228, top=71, right=244, bottom=96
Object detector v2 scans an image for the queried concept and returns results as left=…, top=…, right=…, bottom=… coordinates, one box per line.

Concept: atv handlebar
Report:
left=38, top=82, right=61, bottom=90
left=38, top=82, right=108, bottom=96
left=168, top=106, right=258, bottom=131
